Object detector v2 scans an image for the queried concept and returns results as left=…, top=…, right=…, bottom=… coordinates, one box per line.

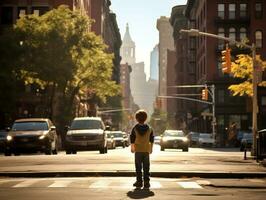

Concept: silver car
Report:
left=65, top=117, right=108, bottom=154
left=5, top=118, right=58, bottom=156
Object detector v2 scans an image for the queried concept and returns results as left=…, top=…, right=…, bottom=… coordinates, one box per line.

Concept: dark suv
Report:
left=65, top=117, right=108, bottom=154
left=5, top=118, right=58, bottom=156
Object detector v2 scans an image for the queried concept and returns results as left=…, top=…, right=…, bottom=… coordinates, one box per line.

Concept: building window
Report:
left=229, top=4, right=236, bottom=19
left=218, top=89, right=225, bottom=103
left=229, top=27, right=236, bottom=43
left=262, top=96, right=266, bottom=106
left=240, top=3, right=247, bottom=18
left=18, top=7, right=27, bottom=18
left=32, top=7, right=49, bottom=16
left=1, top=7, right=13, bottom=25
left=218, top=27, right=225, bottom=50
left=255, top=30, right=263, bottom=48
left=240, top=27, right=247, bottom=41
left=255, top=3, right=263, bottom=19
left=218, top=4, right=225, bottom=19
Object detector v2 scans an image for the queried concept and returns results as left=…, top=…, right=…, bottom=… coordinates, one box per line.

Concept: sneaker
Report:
left=144, top=181, right=150, bottom=189
left=133, top=181, right=143, bottom=188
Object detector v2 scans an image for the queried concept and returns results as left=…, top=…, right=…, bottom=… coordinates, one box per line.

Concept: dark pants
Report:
left=135, top=152, right=150, bottom=182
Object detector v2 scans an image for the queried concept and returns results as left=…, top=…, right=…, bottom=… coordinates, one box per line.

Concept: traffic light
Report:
left=221, top=46, right=231, bottom=73
left=201, top=88, right=208, bottom=100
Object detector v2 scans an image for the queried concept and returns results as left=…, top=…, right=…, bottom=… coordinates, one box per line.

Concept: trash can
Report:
left=257, top=129, right=266, bottom=160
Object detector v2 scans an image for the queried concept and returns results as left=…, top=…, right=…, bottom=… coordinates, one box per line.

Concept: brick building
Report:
left=182, top=0, right=266, bottom=145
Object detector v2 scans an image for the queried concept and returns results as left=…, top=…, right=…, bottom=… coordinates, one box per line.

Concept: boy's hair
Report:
left=135, top=109, right=147, bottom=123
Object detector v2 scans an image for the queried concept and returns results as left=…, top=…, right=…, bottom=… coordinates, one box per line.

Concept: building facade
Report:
left=120, top=24, right=157, bottom=115
left=150, top=44, right=159, bottom=81
left=184, top=0, right=266, bottom=145
left=170, top=5, right=197, bottom=131
left=156, top=16, right=175, bottom=112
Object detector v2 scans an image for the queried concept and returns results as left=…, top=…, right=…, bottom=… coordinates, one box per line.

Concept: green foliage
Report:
left=229, top=54, right=266, bottom=97
left=15, top=6, right=119, bottom=100
left=0, top=6, right=120, bottom=128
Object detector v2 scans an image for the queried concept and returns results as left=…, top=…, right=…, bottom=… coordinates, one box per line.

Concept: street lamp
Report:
left=180, top=29, right=258, bottom=155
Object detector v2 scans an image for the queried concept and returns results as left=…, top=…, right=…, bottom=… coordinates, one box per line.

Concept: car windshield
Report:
left=112, top=132, right=123, bottom=137
left=243, top=133, right=252, bottom=139
left=200, top=134, right=211, bottom=138
left=70, top=120, right=103, bottom=130
left=11, top=122, right=48, bottom=131
left=164, top=131, right=184, bottom=137
left=190, top=132, right=199, bottom=138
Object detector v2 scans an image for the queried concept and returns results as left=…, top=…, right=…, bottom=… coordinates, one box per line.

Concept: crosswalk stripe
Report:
left=48, top=180, right=73, bottom=188
left=151, top=181, right=162, bottom=189
left=13, top=180, right=40, bottom=188
left=89, top=180, right=110, bottom=188
left=177, top=181, right=202, bottom=189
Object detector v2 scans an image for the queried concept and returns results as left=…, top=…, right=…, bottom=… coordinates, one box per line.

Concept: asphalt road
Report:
left=0, top=145, right=265, bottom=174
left=0, top=177, right=266, bottom=200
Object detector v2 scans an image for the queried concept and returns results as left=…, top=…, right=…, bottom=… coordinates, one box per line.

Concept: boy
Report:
left=130, top=109, right=154, bottom=189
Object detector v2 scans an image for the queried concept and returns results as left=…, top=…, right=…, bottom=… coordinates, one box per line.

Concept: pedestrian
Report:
left=130, top=109, right=154, bottom=189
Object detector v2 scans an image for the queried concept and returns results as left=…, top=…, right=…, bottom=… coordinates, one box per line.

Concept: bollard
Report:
left=244, top=142, right=247, bottom=160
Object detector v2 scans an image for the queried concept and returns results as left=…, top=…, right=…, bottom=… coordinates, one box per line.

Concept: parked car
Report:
left=0, top=130, right=8, bottom=153
left=154, top=135, right=161, bottom=144
left=198, top=133, right=215, bottom=147
left=188, top=132, right=200, bottom=147
left=240, top=133, right=253, bottom=151
left=237, top=131, right=252, bottom=147
left=65, top=117, right=108, bottom=154
left=122, top=132, right=129, bottom=147
left=5, top=118, right=58, bottom=156
left=111, top=131, right=126, bottom=148
left=160, top=130, right=189, bottom=152
left=107, top=131, right=116, bottom=149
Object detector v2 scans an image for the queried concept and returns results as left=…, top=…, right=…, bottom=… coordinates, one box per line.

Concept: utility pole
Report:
left=180, top=29, right=258, bottom=156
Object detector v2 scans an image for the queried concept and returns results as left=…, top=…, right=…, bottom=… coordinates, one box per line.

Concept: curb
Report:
left=1, top=171, right=266, bottom=178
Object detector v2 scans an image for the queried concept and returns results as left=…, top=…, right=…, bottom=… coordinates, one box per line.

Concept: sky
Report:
left=110, top=0, right=187, bottom=78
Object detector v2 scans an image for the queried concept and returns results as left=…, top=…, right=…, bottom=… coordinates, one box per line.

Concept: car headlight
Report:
left=39, top=132, right=48, bottom=140
left=6, top=135, right=13, bottom=141
left=162, top=137, right=168, bottom=142
left=182, top=138, right=188, bottom=142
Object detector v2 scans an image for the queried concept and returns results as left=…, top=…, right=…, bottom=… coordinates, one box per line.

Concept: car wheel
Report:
left=14, top=152, right=20, bottom=156
left=122, top=143, right=125, bottom=148
left=183, top=147, right=189, bottom=152
left=52, top=140, right=58, bottom=155
left=45, top=143, right=52, bottom=155
left=99, top=148, right=105, bottom=154
left=104, top=146, right=108, bottom=153
left=161, top=146, right=165, bottom=151
left=4, top=151, right=12, bottom=156
left=72, top=150, right=77, bottom=154
left=66, top=150, right=72, bottom=154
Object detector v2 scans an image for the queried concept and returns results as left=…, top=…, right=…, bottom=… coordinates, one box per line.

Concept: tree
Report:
left=229, top=54, right=266, bottom=97
left=12, top=6, right=119, bottom=127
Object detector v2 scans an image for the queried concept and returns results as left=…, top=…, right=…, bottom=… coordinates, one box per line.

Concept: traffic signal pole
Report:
left=180, top=29, right=258, bottom=156
left=162, top=84, right=216, bottom=143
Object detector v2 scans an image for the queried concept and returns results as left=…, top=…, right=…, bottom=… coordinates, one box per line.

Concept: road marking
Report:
left=13, top=179, right=40, bottom=188
left=48, top=180, right=73, bottom=188
left=248, top=179, right=265, bottom=183
left=196, top=180, right=211, bottom=185
left=150, top=181, right=162, bottom=189
left=89, top=180, right=110, bottom=188
left=178, top=181, right=203, bottom=189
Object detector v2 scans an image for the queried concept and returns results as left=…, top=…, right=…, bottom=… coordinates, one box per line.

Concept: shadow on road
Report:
left=127, top=189, right=155, bottom=199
